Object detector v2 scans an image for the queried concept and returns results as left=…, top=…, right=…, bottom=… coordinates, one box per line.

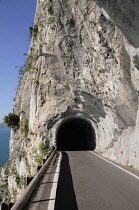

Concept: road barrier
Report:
left=9, top=147, right=57, bottom=210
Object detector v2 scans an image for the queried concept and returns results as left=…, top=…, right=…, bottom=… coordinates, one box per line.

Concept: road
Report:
left=27, top=151, right=139, bottom=210
left=54, top=151, right=139, bottom=210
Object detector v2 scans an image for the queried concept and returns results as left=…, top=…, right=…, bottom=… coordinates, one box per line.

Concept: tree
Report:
left=3, top=113, right=20, bottom=131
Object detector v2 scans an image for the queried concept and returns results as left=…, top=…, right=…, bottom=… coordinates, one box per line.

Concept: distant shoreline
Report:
left=0, top=123, right=9, bottom=129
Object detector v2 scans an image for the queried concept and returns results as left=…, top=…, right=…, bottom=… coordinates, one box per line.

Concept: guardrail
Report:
left=9, top=147, right=57, bottom=210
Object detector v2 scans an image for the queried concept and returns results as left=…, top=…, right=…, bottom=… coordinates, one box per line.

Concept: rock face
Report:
left=1, top=0, right=139, bottom=202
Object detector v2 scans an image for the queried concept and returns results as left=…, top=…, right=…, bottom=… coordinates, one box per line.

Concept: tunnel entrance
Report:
left=56, top=117, right=96, bottom=151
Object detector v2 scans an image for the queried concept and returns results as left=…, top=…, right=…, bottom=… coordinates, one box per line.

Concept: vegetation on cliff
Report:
left=3, top=113, right=20, bottom=132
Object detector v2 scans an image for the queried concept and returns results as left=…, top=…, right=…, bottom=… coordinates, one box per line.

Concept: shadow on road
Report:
left=54, top=152, right=78, bottom=210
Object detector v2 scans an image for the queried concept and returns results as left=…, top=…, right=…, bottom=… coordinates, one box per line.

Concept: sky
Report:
left=0, top=0, right=37, bottom=123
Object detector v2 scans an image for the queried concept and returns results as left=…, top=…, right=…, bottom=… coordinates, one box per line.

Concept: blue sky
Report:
left=0, top=0, right=37, bottom=122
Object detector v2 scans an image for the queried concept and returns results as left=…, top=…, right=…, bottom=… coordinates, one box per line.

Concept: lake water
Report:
left=0, top=128, right=10, bottom=165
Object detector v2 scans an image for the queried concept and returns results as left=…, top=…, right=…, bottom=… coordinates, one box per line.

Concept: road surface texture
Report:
left=26, top=151, right=139, bottom=210
left=54, top=151, right=139, bottom=210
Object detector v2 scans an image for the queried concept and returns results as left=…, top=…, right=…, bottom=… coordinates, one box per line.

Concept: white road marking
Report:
left=90, top=151, right=139, bottom=180
left=47, top=152, right=62, bottom=210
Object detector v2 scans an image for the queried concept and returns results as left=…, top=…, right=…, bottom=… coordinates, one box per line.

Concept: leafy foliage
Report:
left=3, top=113, right=19, bottom=131
left=48, top=0, right=53, bottom=15
left=16, top=51, right=39, bottom=86
left=16, top=65, right=24, bottom=80
left=34, top=155, right=43, bottom=165
left=15, top=176, right=26, bottom=188
left=39, top=143, right=50, bottom=155
left=19, top=118, right=29, bottom=137
left=29, top=25, right=38, bottom=39
left=15, top=177, right=20, bottom=185
left=48, top=16, right=55, bottom=23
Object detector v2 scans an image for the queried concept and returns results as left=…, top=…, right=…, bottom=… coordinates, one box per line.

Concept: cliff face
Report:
left=1, top=0, right=139, bottom=202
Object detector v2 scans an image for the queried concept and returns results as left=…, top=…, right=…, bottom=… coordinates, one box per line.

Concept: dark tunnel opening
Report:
left=56, top=117, right=96, bottom=151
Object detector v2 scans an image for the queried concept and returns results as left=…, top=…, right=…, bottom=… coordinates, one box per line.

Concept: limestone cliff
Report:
left=1, top=0, right=139, bottom=202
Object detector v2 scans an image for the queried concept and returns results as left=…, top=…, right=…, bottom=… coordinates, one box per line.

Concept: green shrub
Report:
left=29, top=25, right=38, bottom=39
left=39, top=143, right=49, bottom=156
left=48, top=17, right=55, bottom=23
left=15, top=65, right=24, bottom=81
left=23, top=53, right=28, bottom=56
left=48, top=0, right=53, bottom=15
left=34, top=155, right=43, bottom=165
left=23, top=53, right=38, bottom=73
left=20, top=176, right=27, bottom=187
left=19, top=118, right=29, bottom=137
left=15, top=176, right=20, bottom=185
left=3, top=113, right=19, bottom=131
left=15, top=176, right=26, bottom=187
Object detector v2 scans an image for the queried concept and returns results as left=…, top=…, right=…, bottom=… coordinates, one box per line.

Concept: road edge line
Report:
left=90, top=151, right=139, bottom=180
left=47, top=152, right=62, bottom=210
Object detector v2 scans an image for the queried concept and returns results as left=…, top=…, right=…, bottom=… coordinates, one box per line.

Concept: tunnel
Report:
left=56, top=117, right=96, bottom=151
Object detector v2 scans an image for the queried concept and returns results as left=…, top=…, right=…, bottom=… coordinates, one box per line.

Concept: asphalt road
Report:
left=54, top=151, right=139, bottom=210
